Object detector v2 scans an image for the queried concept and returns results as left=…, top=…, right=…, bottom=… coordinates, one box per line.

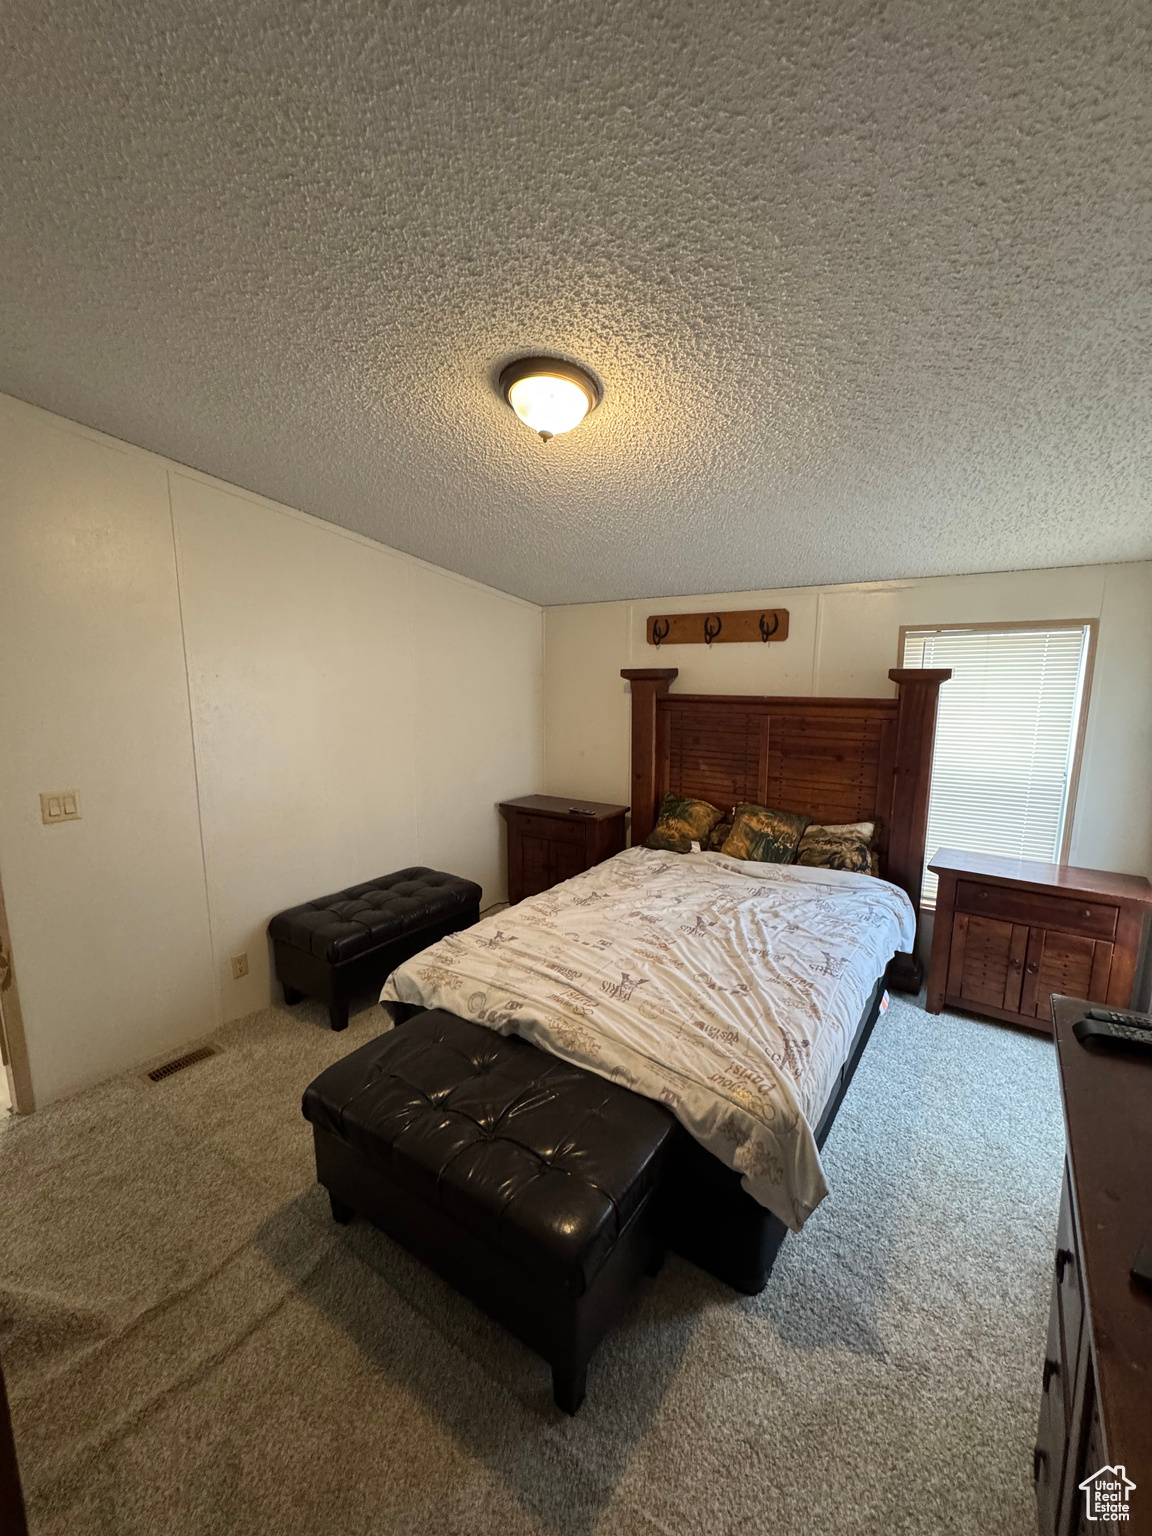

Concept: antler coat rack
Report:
left=647, top=609, right=790, bottom=647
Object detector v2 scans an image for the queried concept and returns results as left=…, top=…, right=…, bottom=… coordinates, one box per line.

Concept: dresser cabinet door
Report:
left=515, top=831, right=555, bottom=901
left=551, top=838, right=590, bottom=885
left=508, top=816, right=592, bottom=902
left=947, top=914, right=1029, bottom=1012
left=949, top=913, right=1114, bottom=1023
left=1019, top=930, right=1113, bottom=1019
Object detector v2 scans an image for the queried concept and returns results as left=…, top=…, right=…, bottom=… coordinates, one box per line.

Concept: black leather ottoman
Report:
left=302, top=1010, right=677, bottom=1412
left=269, top=869, right=481, bottom=1032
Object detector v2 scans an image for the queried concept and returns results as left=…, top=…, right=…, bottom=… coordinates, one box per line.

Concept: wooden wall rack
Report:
left=647, top=609, right=789, bottom=647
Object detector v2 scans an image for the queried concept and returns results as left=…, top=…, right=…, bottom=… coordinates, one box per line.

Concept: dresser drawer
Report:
left=508, top=812, right=587, bottom=846
left=1055, top=1170, right=1083, bottom=1392
left=1034, top=1276, right=1068, bottom=1535
left=955, top=881, right=1118, bottom=939
left=1041, top=1271, right=1068, bottom=1434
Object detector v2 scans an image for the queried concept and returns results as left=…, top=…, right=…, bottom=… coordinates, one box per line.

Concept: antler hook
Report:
left=759, top=612, right=779, bottom=642
left=651, top=617, right=670, bottom=648
left=704, top=614, right=722, bottom=646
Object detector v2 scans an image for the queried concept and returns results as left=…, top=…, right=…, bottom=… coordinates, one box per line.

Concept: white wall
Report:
left=0, top=405, right=217, bottom=1106
left=0, top=396, right=543, bottom=1105
left=543, top=565, right=1152, bottom=883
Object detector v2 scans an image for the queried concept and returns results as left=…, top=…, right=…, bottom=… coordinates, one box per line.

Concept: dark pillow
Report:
left=720, top=803, right=810, bottom=864
left=795, top=820, right=875, bottom=874
left=643, top=793, right=725, bottom=854
left=706, top=817, right=734, bottom=853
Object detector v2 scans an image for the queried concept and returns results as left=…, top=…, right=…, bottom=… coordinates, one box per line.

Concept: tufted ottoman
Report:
left=269, top=868, right=481, bottom=1032
left=301, top=1010, right=677, bottom=1412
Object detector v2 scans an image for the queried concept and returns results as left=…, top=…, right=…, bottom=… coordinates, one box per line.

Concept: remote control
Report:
left=1085, top=1007, right=1152, bottom=1030
left=1074, top=1014, right=1152, bottom=1055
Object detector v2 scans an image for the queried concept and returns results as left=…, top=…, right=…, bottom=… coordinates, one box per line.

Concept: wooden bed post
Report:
left=621, top=668, right=678, bottom=845
left=885, top=667, right=952, bottom=991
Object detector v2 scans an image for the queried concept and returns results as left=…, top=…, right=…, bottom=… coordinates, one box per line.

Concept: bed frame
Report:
left=621, top=665, right=951, bottom=1291
left=621, top=665, right=951, bottom=991
left=662, top=976, right=888, bottom=1292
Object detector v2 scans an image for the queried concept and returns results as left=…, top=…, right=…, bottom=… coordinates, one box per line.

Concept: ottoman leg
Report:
left=282, top=985, right=305, bottom=1005
left=328, top=999, right=349, bottom=1032
left=329, top=1192, right=354, bottom=1225
left=552, top=1360, right=587, bottom=1415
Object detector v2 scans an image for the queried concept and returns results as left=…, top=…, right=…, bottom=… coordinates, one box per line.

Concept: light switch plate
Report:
left=41, top=791, right=81, bottom=824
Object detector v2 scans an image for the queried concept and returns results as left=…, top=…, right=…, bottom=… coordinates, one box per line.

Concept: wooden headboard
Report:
left=621, top=667, right=951, bottom=986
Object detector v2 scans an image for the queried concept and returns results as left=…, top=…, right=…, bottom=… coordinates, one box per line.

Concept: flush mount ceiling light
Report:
left=498, top=356, right=601, bottom=442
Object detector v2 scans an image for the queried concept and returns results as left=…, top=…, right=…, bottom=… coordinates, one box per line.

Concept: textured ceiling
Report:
left=1, top=0, right=1150, bottom=605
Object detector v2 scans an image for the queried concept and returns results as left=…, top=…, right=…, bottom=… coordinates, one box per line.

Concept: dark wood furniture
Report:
left=270, top=868, right=481, bottom=1031
left=1034, top=996, right=1152, bottom=1536
left=0, top=1349, right=28, bottom=1536
left=620, top=666, right=951, bottom=989
left=499, top=795, right=628, bottom=904
left=303, top=1009, right=677, bottom=1413
left=926, top=851, right=1152, bottom=1035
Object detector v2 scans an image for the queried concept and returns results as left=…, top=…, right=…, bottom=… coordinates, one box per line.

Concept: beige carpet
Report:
left=0, top=992, right=1062, bottom=1536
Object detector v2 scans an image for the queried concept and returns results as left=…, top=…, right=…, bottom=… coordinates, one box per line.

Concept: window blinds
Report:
left=902, top=625, right=1092, bottom=904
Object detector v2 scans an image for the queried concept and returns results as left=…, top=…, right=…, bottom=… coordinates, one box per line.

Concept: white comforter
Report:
left=381, top=847, right=916, bottom=1229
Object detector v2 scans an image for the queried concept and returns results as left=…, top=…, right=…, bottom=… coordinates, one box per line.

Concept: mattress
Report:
left=381, top=847, right=916, bottom=1230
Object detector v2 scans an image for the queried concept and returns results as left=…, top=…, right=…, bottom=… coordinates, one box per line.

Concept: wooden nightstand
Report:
left=926, top=849, right=1152, bottom=1035
left=498, top=795, right=629, bottom=904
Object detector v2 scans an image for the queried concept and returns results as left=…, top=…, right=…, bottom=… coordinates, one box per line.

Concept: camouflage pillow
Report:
left=706, top=817, right=733, bottom=852
left=643, top=793, right=724, bottom=854
left=795, top=821, right=875, bottom=874
left=720, top=803, right=811, bottom=864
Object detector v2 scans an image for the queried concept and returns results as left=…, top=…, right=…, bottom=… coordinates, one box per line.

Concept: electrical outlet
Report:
left=231, top=953, right=249, bottom=980
left=41, top=790, right=81, bottom=824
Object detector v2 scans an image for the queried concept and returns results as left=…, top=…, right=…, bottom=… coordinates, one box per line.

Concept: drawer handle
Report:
left=1042, top=1357, right=1060, bottom=1391
left=1033, top=1445, right=1047, bottom=1482
left=1056, top=1247, right=1074, bottom=1283
left=1026, top=963, right=1039, bottom=975
left=1083, top=908, right=1092, bottom=918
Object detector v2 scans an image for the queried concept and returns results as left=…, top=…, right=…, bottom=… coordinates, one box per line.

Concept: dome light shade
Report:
left=498, top=356, right=601, bottom=442
left=508, top=374, right=589, bottom=438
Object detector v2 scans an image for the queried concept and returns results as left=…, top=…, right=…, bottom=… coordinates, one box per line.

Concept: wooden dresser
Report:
left=926, top=850, right=1152, bottom=1035
left=498, top=795, right=629, bottom=904
left=1034, top=996, right=1152, bottom=1536
left=0, top=1348, right=28, bottom=1536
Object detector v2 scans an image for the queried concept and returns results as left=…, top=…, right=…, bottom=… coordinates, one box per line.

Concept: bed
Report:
left=383, top=665, right=950, bottom=1291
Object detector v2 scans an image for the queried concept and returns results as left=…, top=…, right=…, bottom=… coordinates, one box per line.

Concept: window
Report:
left=900, top=621, right=1096, bottom=905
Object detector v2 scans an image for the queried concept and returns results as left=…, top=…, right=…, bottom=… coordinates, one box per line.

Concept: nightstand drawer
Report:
left=509, top=812, right=587, bottom=846
left=955, top=881, right=1118, bottom=939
